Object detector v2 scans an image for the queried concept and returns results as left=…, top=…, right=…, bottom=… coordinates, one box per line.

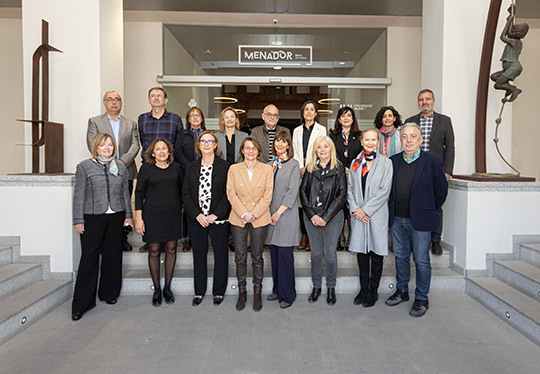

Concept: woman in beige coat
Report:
left=227, top=136, right=274, bottom=312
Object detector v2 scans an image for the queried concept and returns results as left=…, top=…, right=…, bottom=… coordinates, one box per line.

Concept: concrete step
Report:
left=493, top=260, right=540, bottom=302
left=0, top=279, right=72, bottom=345
left=0, top=245, right=12, bottom=266
left=0, top=263, right=42, bottom=300
left=120, top=265, right=464, bottom=296
left=520, top=243, right=540, bottom=268
left=122, top=249, right=452, bottom=269
left=466, top=277, right=540, bottom=346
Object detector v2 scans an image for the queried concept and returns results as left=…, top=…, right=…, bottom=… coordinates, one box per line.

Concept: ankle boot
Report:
left=253, top=292, right=262, bottom=312
left=354, top=287, right=368, bottom=305
left=363, top=284, right=379, bottom=308
left=298, top=234, right=307, bottom=250
left=236, top=291, right=247, bottom=311
left=327, top=287, right=336, bottom=305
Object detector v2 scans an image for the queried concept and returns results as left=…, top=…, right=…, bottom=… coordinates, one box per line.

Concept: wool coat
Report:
left=347, top=155, right=393, bottom=255
left=265, top=158, right=301, bottom=247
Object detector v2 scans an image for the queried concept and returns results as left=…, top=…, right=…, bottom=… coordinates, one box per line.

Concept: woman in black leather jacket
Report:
left=300, top=136, right=347, bottom=305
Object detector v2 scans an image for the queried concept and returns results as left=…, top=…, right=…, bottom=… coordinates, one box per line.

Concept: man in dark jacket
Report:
left=251, top=104, right=287, bottom=163
left=385, top=123, right=448, bottom=317
left=405, top=89, right=454, bottom=255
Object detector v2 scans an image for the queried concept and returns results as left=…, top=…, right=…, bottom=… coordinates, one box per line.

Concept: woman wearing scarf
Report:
left=329, top=106, right=363, bottom=251
left=175, top=107, right=207, bottom=252
left=265, top=130, right=301, bottom=309
left=347, top=128, right=393, bottom=308
left=135, top=138, right=184, bottom=307
left=72, top=133, right=133, bottom=321
left=374, top=106, right=403, bottom=157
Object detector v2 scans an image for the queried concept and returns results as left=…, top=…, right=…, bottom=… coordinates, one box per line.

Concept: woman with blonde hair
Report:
left=216, top=106, right=248, bottom=165
left=299, top=136, right=347, bottom=305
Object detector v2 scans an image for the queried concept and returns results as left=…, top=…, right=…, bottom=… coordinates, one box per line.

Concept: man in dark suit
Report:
left=87, top=90, right=140, bottom=251
left=385, top=123, right=448, bottom=317
left=405, top=89, right=454, bottom=255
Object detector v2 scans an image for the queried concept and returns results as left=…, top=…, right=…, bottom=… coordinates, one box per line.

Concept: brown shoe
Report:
left=431, top=241, right=443, bottom=255
left=305, top=239, right=311, bottom=251
left=298, top=234, right=307, bottom=250
left=236, top=291, right=247, bottom=311
left=253, top=292, right=262, bottom=312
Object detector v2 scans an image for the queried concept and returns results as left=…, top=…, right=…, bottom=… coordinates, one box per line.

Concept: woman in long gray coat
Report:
left=348, top=128, right=393, bottom=308
left=265, top=130, right=301, bottom=309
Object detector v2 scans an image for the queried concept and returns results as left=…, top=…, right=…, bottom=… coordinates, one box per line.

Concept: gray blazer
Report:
left=215, top=130, right=248, bottom=163
left=405, top=112, right=455, bottom=175
left=87, top=113, right=141, bottom=179
left=347, top=155, right=393, bottom=255
left=265, top=158, right=301, bottom=247
left=73, top=159, right=133, bottom=224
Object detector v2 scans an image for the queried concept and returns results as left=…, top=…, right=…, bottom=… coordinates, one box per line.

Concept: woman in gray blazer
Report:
left=265, top=130, right=301, bottom=309
left=215, top=106, right=248, bottom=165
left=347, top=128, right=393, bottom=308
left=72, top=133, right=133, bottom=321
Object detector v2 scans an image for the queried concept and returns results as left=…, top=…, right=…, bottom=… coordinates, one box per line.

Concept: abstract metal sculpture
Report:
left=17, top=19, right=64, bottom=174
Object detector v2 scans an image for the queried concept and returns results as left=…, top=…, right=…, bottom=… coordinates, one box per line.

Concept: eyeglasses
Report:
left=189, top=113, right=201, bottom=118
left=263, top=112, right=279, bottom=119
left=105, top=97, right=121, bottom=103
left=244, top=146, right=258, bottom=152
left=200, top=139, right=214, bottom=145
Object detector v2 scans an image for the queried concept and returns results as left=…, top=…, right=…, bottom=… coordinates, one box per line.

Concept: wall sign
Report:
left=239, top=45, right=312, bottom=66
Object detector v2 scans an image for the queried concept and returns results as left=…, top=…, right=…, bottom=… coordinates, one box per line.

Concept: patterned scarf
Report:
left=96, top=156, right=118, bottom=176
left=379, top=125, right=397, bottom=157
left=271, top=152, right=288, bottom=170
left=403, top=149, right=420, bottom=164
left=352, top=150, right=376, bottom=177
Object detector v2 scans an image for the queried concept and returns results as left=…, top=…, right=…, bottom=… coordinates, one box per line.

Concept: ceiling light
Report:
left=214, top=97, right=238, bottom=104
left=234, top=109, right=246, bottom=115
left=338, top=61, right=345, bottom=65
left=271, top=40, right=282, bottom=46
left=273, top=66, right=282, bottom=70
left=318, top=98, right=341, bottom=105
left=343, top=50, right=351, bottom=55
left=203, top=49, right=212, bottom=54
left=318, top=110, right=333, bottom=115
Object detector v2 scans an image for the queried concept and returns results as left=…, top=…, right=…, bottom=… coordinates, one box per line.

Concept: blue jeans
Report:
left=390, top=216, right=431, bottom=300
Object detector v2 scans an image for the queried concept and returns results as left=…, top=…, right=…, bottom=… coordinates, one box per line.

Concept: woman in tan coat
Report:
left=227, top=136, right=274, bottom=312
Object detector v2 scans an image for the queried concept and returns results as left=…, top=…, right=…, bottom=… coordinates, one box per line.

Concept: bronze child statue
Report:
left=490, top=5, right=529, bottom=102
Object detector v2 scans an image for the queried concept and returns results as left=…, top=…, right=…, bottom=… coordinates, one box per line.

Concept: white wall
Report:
left=386, top=26, right=422, bottom=119
left=0, top=18, right=25, bottom=175
left=512, top=27, right=540, bottom=180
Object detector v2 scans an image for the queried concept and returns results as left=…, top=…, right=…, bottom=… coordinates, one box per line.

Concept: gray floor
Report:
left=0, top=292, right=538, bottom=374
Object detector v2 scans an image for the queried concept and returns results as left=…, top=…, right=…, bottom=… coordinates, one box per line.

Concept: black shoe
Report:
left=105, top=299, right=117, bottom=305
left=228, top=243, right=235, bottom=252
left=363, top=289, right=378, bottom=308
left=327, top=288, right=336, bottom=305
left=431, top=241, right=443, bottom=255
left=163, top=288, right=175, bottom=304
left=139, top=243, right=149, bottom=252
left=122, top=243, right=133, bottom=252
left=152, top=289, right=162, bottom=307
left=192, top=296, right=203, bottom=306
left=353, top=288, right=368, bottom=305
left=71, top=312, right=83, bottom=321
left=385, top=289, right=409, bottom=306
left=213, top=296, right=224, bottom=306
left=409, top=299, right=429, bottom=317
left=337, top=244, right=345, bottom=251
left=308, top=288, right=322, bottom=303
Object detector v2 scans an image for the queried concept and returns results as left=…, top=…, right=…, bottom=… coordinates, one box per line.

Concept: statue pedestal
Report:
left=0, top=175, right=79, bottom=273
left=444, top=179, right=540, bottom=273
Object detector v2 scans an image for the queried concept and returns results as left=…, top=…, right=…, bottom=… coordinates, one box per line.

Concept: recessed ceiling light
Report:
left=273, top=66, right=282, bottom=70
left=338, top=61, right=345, bottom=65
left=203, top=49, right=212, bottom=54
left=343, top=50, right=351, bottom=55
left=271, top=40, right=283, bottom=46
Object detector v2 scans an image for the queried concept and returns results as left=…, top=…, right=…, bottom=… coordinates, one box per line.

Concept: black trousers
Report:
left=72, top=212, right=124, bottom=314
left=189, top=221, right=230, bottom=296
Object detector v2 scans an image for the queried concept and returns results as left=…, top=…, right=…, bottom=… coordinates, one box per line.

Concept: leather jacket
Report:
left=300, top=162, right=347, bottom=223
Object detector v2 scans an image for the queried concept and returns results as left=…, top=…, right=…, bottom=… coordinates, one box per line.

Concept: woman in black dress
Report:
left=135, top=138, right=183, bottom=306
left=329, top=106, right=362, bottom=251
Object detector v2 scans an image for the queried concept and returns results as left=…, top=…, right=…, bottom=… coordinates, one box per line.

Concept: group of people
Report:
left=71, top=86, right=454, bottom=321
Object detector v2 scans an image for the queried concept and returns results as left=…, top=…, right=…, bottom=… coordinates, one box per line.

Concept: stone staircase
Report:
left=0, top=238, right=72, bottom=345
left=467, top=243, right=540, bottom=346
left=122, top=234, right=465, bottom=296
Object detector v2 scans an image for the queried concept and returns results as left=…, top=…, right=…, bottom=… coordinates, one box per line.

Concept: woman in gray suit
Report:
left=215, top=106, right=248, bottom=165
left=265, top=130, right=301, bottom=309
left=347, top=128, right=393, bottom=308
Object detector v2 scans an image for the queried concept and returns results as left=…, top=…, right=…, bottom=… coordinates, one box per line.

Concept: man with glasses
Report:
left=251, top=104, right=287, bottom=162
left=138, top=87, right=183, bottom=161
left=87, top=90, right=140, bottom=251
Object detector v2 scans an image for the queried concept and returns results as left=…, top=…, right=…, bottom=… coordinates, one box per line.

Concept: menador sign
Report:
left=239, top=45, right=312, bottom=65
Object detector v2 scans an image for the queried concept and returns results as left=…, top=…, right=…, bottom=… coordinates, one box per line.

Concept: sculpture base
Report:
left=453, top=174, right=536, bottom=182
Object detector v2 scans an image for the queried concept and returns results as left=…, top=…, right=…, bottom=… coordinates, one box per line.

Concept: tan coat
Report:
left=226, top=161, right=274, bottom=228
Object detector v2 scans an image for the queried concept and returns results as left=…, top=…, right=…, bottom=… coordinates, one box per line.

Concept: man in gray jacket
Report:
left=87, top=90, right=140, bottom=251
left=405, top=89, right=455, bottom=256
left=251, top=104, right=287, bottom=163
